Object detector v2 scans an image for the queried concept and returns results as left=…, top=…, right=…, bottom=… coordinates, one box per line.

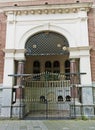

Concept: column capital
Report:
left=15, top=57, right=26, bottom=61
left=16, top=60, right=25, bottom=62
left=17, top=60, right=25, bottom=75
left=14, top=49, right=26, bottom=61
left=3, top=49, right=15, bottom=53
left=70, top=59, right=76, bottom=62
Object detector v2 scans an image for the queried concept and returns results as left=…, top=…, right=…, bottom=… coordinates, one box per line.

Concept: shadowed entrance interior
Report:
left=23, top=31, right=79, bottom=119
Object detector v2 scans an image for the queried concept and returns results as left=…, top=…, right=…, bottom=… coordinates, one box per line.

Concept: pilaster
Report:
left=1, top=49, right=15, bottom=118
left=80, top=54, right=91, bottom=85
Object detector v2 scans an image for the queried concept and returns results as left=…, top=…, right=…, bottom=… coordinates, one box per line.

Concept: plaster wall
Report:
left=4, top=8, right=92, bottom=85
left=6, top=11, right=89, bottom=49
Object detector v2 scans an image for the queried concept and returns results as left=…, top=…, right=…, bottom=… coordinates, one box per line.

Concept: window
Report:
left=65, top=60, right=70, bottom=80
left=33, top=61, right=40, bottom=74
left=33, top=61, right=40, bottom=67
left=33, top=61, right=40, bottom=80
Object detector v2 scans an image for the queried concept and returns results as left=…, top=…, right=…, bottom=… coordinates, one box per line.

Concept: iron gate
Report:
left=24, top=72, right=73, bottom=119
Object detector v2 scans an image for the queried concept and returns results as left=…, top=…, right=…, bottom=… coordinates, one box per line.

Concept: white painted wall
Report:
left=0, top=87, right=2, bottom=115
left=14, top=11, right=88, bottom=49
left=4, top=9, right=91, bottom=85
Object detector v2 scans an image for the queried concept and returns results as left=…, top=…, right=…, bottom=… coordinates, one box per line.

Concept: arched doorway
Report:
left=24, top=31, right=71, bottom=119
left=25, top=31, right=69, bottom=74
left=25, top=31, right=69, bottom=56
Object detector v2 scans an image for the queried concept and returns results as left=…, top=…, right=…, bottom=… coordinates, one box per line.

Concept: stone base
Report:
left=1, top=106, right=12, bottom=118
left=11, top=99, right=25, bottom=119
left=1, top=88, right=12, bottom=118
left=81, top=105, right=94, bottom=118
left=70, top=105, right=81, bottom=118
left=70, top=104, right=95, bottom=118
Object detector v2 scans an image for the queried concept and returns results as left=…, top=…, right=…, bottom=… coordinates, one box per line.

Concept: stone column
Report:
left=70, top=59, right=79, bottom=100
left=70, top=59, right=77, bottom=84
left=16, top=60, right=25, bottom=99
left=12, top=49, right=26, bottom=118
left=13, top=60, right=25, bottom=118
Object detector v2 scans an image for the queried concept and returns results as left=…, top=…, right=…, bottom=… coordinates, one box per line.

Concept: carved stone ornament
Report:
left=15, top=7, right=91, bottom=15
left=1, top=2, right=92, bottom=16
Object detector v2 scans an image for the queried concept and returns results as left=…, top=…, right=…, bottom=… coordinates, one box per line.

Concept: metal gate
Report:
left=24, top=72, right=72, bottom=119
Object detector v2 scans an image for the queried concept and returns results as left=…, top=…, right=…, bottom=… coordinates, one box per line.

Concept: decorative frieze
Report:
left=15, top=7, right=90, bottom=15
left=1, top=2, right=92, bottom=16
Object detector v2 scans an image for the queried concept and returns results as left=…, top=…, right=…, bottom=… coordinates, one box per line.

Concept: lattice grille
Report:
left=25, top=31, right=69, bottom=56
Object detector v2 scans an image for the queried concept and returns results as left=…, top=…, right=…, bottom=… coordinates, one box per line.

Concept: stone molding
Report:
left=15, top=49, right=26, bottom=53
left=0, top=2, right=92, bottom=15
left=3, top=49, right=26, bottom=53
left=3, top=47, right=91, bottom=60
left=3, top=46, right=91, bottom=53
left=3, top=49, right=26, bottom=60
left=15, top=8, right=88, bottom=15
left=69, top=46, right=92, bottom=51
left=3, top=49, right=15, bottom=53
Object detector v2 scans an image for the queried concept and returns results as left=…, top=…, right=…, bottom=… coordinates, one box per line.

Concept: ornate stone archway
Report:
left=19, top=24, right=75, bottom=50
left=24, top=30, right=70, bottom=76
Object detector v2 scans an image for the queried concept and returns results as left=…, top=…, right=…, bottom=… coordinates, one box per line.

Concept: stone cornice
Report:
left=69, top=46, right=92, bottom=51
left=15, top=49, right=26, bottom=53
left=0, top=2, right=92, bottom=15
left=3, top=47, right=91, bottom=54
left=3, top=49, right=26, bottom=53
left=3, top=49, right=15, bottom=53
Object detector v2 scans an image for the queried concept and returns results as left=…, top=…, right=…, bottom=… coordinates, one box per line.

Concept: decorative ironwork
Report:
left=25, top=31, right=69, bottom=56
left=8, top=72, right=86, bottom=119
left=24, top=76, right=71, bottom=119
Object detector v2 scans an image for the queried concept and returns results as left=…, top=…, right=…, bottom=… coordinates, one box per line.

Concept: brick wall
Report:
left=88, top=6, right=95, bottom=82
left=0, top=13, right=6, bottom=83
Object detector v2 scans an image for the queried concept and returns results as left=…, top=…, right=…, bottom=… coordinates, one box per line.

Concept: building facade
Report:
left=0, top=0, right=95, bottom=119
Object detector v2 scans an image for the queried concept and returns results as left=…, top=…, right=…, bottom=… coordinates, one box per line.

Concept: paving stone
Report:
left=19, top=126, right=27, bottom=130
left=0, top=120, right=95, bottom=130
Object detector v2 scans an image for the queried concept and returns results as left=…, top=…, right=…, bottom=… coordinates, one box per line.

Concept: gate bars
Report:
left=9, top=72, right=86, bottom=119
left=24, top=79, right=71, bottom=119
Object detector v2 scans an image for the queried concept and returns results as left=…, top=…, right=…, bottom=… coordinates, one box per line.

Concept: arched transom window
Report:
left=25, top=31, right=69, bottom=56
